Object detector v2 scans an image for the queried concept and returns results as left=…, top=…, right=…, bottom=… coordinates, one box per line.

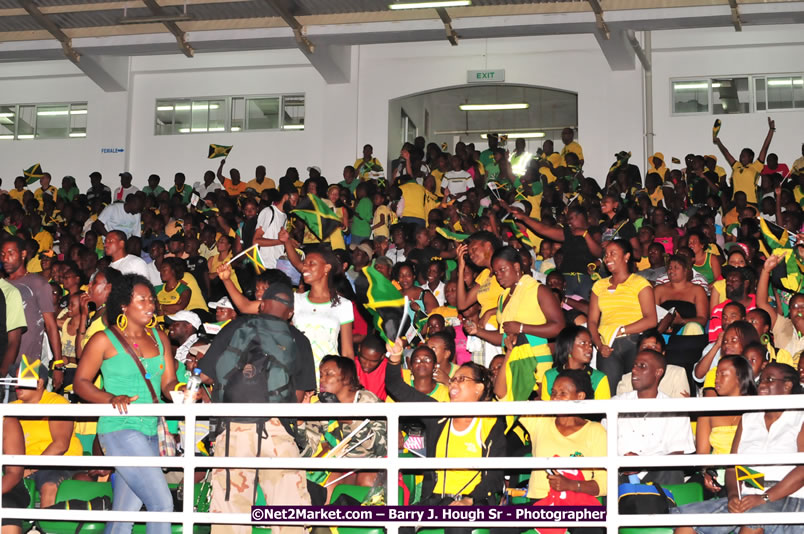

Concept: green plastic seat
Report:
left=619, top=482, right=704, bottom=534
left=37, top=479, right=113, bottom=534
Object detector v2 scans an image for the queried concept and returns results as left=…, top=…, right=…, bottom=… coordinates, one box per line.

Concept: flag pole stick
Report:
left=227, top=244, right=257, bottom=266
left=395, top=296, right=410, bottom=342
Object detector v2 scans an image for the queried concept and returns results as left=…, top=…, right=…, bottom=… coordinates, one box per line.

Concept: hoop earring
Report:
left=146, top=316, right=157, bottom=329
left=116, top=314, right=128, bottom=331
left=760, top=333, right=771, bottom=346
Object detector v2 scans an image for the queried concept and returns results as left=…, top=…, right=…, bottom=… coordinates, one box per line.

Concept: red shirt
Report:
left=356, top=358, right=387, bottom=401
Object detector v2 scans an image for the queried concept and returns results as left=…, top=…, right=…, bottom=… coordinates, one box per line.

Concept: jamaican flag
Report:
left=207, top=144, right=232, bottom=159
left=24, top=163, right=44, bottom=185
left=362, top=265, right=408, bottom=343
left=504, top=218, right=535, bottom=248
left=713, top=119, right=722, bottom=141
left=291, top=194, right=342, bottom=241
left=436, top=227, right=469, bottom=242
left=203, top=319, right=231, bottom=335
left=759, top=217, right=804, bottom=293
left=242, top=244, right=267, bottom=273
left=735, top=465, right=764, bottom=491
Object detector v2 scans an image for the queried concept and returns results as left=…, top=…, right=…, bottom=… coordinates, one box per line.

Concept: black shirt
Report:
left=558, top=226, right=596, bottom=274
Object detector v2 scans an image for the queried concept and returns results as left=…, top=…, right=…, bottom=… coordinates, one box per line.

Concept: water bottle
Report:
left=185, top=368, right=202, bottom=404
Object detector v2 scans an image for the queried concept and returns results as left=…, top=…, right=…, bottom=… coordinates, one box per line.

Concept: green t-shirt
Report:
left=0, top=279, right=27, bottom=332
left=351, top=196, right=374, bottom=237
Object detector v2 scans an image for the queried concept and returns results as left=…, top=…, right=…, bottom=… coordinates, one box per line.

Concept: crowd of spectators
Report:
left=1, top=121, right=804, bottom=534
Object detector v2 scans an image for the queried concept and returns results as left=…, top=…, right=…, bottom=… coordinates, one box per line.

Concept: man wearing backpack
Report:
left=202, top=282, right=316, bottom=534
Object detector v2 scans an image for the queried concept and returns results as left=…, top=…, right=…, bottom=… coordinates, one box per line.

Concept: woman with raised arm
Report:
left=74, top=274, right=181, bottom=534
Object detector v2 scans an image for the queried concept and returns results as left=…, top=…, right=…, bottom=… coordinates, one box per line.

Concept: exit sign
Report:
left=467, top=69, right=505, bottom=83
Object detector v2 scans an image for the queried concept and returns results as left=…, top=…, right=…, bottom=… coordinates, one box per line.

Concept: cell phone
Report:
left=190, top=192, right=201, bottom=206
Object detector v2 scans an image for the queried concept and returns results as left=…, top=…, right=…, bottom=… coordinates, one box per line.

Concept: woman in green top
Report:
left=540, top=325, right=610, bottom=401
left=75, top=273, right=181, bottom=534
left=688, top=228, right=721, bottom=285
left=58, top=175, right=80, bottom=203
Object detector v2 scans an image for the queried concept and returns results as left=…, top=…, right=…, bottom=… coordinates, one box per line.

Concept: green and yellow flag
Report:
left=436, top=227, right=469, bottom=242
left=208, top=144, right=232, bottom=159
left=713, top=119, right=722, bottom=141
left=243, top=245, right=267, bottom=273
left=291, top=194, right=342, bottom=241
left=504, top=219, right=535, bottom=248
left=203, top=319, right=231, bottom=335
left=362, top=264, right=407, bottom=343
left=759, top=217, right=803, bottom=293
left=24, top=163, right=44, bottom=185
left=735, top=466, right=764, bottom=491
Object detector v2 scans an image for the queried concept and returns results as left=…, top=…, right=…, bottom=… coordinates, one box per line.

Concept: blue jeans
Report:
left=671, top=495, right=804, bottom=534
left=99, top=430, right=173, bottom=534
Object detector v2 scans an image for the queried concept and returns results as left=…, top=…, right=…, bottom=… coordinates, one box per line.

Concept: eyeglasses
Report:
left=448, top=375, right=479, bottom=385
left=758, top=375, right=788, bottom=385
left=412, top=356, right=434, bottom=364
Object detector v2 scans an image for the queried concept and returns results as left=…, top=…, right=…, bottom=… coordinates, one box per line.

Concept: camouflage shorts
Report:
left=210, top=419, right=310, bottom=534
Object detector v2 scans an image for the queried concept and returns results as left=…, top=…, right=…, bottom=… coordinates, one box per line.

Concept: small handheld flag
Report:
left=24, top=163, right=45, bottom=185
left=435, top=227, right=469, bottom=242
left=291, top=194, right=342, bottom=241
left=735, top=466, right=764, bottom=492
left=671, top=157, right=681, bottom=164
left=208, top=144, right=232, bottom=159
left=226, top=244, right=267, bottom=273
left=713, top=119, right=722, bottom=141
left=203, top=319, right=231, bottom=335
left=362, top=265, right=408, bottom=343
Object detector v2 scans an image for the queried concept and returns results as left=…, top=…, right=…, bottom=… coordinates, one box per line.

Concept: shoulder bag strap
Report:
left=108, top=327, right=160, bottom=404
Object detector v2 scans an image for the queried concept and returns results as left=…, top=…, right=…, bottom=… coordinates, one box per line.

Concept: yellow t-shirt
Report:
left=247, top=178, right=275, bottom=193
left=519, top=416, right=607, bottom=499
left=399, top=182, right=427, bottom=220
left=9, top=188, right=26, bottom=204
left=474, top=269, right=503, bottom=325
left=591, top=274, right=652, bottom=345
left=223, top=179, right=248, bottom=197
left=389, top=370, right=451, bottom=403
left=539, top=153, right=562, bottom=183
left=26, top=256, right=43, bottom=274
left=731, top=160, right=764, bottom=204
left=372, top=205, right=394, bottom=239
left=13, top=391, right=83, bottom=457
left=433, top=417, right=496, bottom=495
left=182, top=273, right=210, bottom=312
left=34, top=229, right=54, bottom=252
left=34, top=185, right=58, bottom=209
left=560, top=141, right=584, bottom=166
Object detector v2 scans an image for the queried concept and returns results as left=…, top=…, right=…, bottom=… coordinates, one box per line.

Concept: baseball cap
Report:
left=262, top=282, right=294, bottom=309
left=9, top=360, right=49, bottom=388
left=349, top=242, right=374, bottom=259
left=89, top=171, right=102, bottom=180
left=119, top=171, right=133, bottom=180
left=307, top=166, right=322, bottom=174
left=166, top=310, right=201, bottom=330
left=208, top=296, right=234, bottom=310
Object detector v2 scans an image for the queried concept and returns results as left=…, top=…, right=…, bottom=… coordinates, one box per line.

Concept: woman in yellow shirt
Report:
left=520, top=369, right=607, bottom=502
left=589, top=239, right=658, bottom=395
left=207, top=235, right=240, bottom=300
left=156, top=257, right=192, bottom=316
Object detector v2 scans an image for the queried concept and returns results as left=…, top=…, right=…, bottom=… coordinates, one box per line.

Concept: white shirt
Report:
left=110, top=255, right=151, bottom=280
left=292, top=292, right=354, bottom=373
left=442, top=170, right=473, bottom=196
left=98, top=203, right=141, bottom=238
left=739, top=410, right=804, bottom=498
left=255, top=205, right=288, bottom=269
left=608, top=391, right=696, bottom=457
left=197, top=181, right=221, bottom=199
left=114, top=185, right=139, bottom=202
left=144, top=260, right=163, bottom=287
left=386, top=247, right=406, bottom=264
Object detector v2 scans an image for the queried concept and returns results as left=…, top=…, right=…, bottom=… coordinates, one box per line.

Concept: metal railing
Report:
left=1, top=395, right=803, bottom=533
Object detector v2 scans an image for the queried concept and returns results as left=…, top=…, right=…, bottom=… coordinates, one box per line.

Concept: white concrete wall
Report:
left=1, top=25, right=803, bottom=193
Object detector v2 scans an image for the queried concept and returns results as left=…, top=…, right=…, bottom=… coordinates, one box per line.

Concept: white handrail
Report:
left=0, top=395, right=802, bottom=533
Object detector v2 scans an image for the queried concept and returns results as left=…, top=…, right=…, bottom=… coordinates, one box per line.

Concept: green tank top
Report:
left=98, top=328, right=165, bottom=436
left=693, top=251, right=716, bottom=285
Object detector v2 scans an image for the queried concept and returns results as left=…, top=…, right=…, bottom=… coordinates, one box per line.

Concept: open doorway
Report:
left=387, top=84, right=578, bottom=165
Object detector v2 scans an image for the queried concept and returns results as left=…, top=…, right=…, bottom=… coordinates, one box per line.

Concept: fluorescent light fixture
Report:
left=0, top=135, right=13, bottom=140
left=178, top=128, right=190, bottom=133
left=17, top=134, right=34, bottom=139
left=70, top=109, right=87, bottom=115
left=389, top=1, right=471, bottom=9
left=208, top=127, right=225, bottom=132
left=175, top=105, right=191, bottom=111
left=283, top=124, right=304, bottom=130
left=119, top=14, right=192, bottom=24
left=165, top=104, right=220, bottom=111
left=69, top=132, right=86, bottom=138
left=674, top=83, right=708, bottom=90
left=230, top=127, right=241, bottom=132
left=37, top=110, right=69, bottom=116
left=157, top=106, right=174, bottom=111
left=0, top=112, right=14, bottom=118
left=481, top=132, right=545, bottom=139
left=459, top=103, right=529, bottom=111
left=768, top=79, right=804, bottom=86
left=191, top=128, right=208, bottom=133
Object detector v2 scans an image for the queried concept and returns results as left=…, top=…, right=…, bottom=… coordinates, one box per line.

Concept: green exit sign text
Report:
left=467, top=69, right=505, bottom=83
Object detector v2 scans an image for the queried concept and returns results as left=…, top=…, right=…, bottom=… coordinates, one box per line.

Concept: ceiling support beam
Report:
left=435, top=7, right=459, bottom=46
left=587, top=0, right=609, bottom=40
left=141, top=0, right=194, bottom=56
left=18, top=0, right=80, bottom=64
left=594, top=29, right=635, bottom=71
left=728, top=0, right=743, bottom=31
left=261, top=0, right=314, bottom=54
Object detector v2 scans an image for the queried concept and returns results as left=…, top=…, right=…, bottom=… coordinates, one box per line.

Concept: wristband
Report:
left=519, top=323, right=524, bottom=334
left=52, top=359, right=64, bottom=366
left=174, top=382, right=186, bottom=391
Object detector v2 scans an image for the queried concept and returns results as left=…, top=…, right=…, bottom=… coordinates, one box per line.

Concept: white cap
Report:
left=166, top=310, right=201, bottom=330
left=307, top=166, right=322, bottom=174
left=208, top=296, right=234, bottom=310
